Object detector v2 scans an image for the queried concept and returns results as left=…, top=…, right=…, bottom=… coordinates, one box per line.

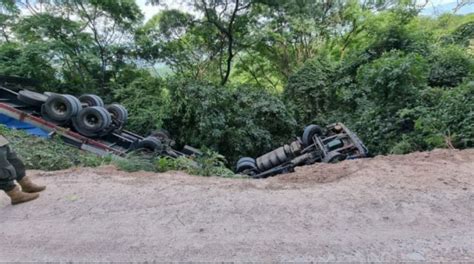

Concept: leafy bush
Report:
left=337, top=73, right=473, bottom=155
left=284, top=31, right=472, bottom=157
left=283, top=58, right=337, bottom=125
left=113, top=150, right=236, bottom=177
left=165, top=81, right=297, bottom=164
left=346, top=106, right=406, bottom=154
left=428, top=45, right=473, bottom=88
left=414, top=82, right=474, bottom=149
left=446, top=20, right=474, bottom=47
left=0, top=43, right=58, bottom=90
left=113, top=73, right=171, bottom=135
left=356, top=51, right=428, bottom=109
left=366, top=17, right=431, bottom=57
left=155, top=150, right=236, bottom=177
left=390, top=137, right=418, bottom=155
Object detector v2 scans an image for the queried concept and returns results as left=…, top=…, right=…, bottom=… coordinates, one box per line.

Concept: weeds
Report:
left=1, top=125, right=238, bottom=177
left=118, top=149, right=237, bottom=177
left=0, top=125, right=110, bottom=170
left=155, top=149, right=236, bottom=177
left=111, top=154, right=156, bottom=172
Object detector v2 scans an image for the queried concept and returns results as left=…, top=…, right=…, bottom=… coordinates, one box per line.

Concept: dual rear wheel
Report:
left=73, top=102, right=129, bottom=137
left=72, top=106, right=112, bottom=137
left=41, top=94, right=82, bottom=124
left=18, top=90, right=129, bottom=138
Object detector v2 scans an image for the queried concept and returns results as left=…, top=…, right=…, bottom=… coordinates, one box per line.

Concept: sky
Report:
left=421, top=0, right=474, bottom=15
left=135, top=0, right=189, bottom=21
left=135, top=0, right=473, bottom=21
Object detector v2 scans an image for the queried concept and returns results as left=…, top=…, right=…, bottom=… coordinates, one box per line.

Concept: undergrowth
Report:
left=115, top=149, right=237, bottom=178
left=0, top=125, right=110, bottom=170
left=0, top=125, right=237, bottom=177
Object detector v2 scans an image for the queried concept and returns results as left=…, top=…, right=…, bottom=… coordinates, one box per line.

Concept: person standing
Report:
left=0, top=135, right=46, bottom=205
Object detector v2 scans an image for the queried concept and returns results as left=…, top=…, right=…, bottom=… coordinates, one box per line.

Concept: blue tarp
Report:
left=0, top=113, right=50, bottom=138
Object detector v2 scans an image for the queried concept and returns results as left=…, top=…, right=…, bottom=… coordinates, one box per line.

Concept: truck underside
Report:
left=236, top=123, right=369, bottom=178
left=0, top=76, right=201, bottom=159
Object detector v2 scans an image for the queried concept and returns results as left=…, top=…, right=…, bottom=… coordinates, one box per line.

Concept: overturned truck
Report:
left=236, top=123, right=369, bottom=178
left=0, top=75, right=200, bottom=158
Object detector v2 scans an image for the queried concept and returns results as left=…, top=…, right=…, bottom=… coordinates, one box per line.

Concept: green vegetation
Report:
left=0, top=125, right=110, bottom=170
left=113, top=149, right=235, bottom=177
left=0, top=125, right=235, bottom=176
left=0, top=1, right=473, bottom=169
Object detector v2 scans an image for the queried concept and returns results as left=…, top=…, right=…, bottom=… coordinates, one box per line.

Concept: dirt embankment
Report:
left=1, top=149, right=473, bottom=262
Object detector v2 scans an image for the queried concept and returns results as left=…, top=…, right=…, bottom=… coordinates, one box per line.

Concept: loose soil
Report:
left=1, top=149, right=473, bottom=261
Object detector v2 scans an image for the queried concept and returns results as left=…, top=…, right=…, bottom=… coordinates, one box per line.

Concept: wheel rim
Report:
left=52, top=101, right=67, bottom=116
left=83, top=113, right=100, bottom=129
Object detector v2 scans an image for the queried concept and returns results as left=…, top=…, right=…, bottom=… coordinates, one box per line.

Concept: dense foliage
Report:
left=0, top=0, right=473, bottom=167
left=284, top=10, right=474, bottom=155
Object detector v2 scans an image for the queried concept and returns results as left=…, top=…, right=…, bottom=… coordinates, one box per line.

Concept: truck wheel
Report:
left=42, top=94, right=81, bottom=122
left=323, top=151, right=345, bottom=163
left=17, top=90, right=48, bottom=106
left=236, top=157, right=258, bottom=174
left=64, top=95, right=82, bottom=113
left=79, top=94, right=104, bottom=107
left=106, top=104, right=128, bottom=125
left=302, top=124, right=323, bottom=147
left=255, top=146, right=290, bottom=172
left=275, top=147, right=287, bottom=163
left=73, top=106, right=112, bottom=137
left=237, top=157, right=255, bottom=166
left=135, top=136, right=164, bottom=153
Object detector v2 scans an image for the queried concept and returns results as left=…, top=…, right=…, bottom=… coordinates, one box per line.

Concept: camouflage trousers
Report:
left=0, top=145, right=26, bottom=192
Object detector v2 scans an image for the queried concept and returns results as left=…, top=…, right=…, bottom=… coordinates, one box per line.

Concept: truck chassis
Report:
left=0, top=79, right=199, bottom=158
left=236, top=123, right=369, bottom=178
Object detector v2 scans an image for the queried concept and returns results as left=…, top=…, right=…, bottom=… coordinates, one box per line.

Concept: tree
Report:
left=0, top=42, right=58, bottom=90
left=144, top=0, right=252, bottom=85
left=196, top=0, right=252, bottom=85
left=0, top=0, right=18, bottom=43
left=136, top=9, right=219, bottom=80
left=3, top=0, right=143, bottom=96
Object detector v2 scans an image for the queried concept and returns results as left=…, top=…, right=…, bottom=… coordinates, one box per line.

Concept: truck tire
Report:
left=255, top=146, right=290, bottom=172
left=17, top=90, right=48, bottom=107
left=73, top=106, right=112, bottom=137
left=236, top=157, right=255, bottom=166
left=236, top=157, right=258, bottom=174
left=64, top=95, right=82, bottom=113
left=275, top=147, right=287, bottom=162
left=42, top=94, right=81, bottom=122
left=79, top=94, right=104, bottom=107
left=106, top=104, right=128, bottom=125
left=302, top=124, right=323, bottom=147
left=135, top=136, right=164, bottom=153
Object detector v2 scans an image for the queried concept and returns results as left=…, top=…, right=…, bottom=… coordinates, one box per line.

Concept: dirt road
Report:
left=1, top=149, right=473, bottom=261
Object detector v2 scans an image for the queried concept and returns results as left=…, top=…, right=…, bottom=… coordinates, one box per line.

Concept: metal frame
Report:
left=242, top=122, right=369, bottom=179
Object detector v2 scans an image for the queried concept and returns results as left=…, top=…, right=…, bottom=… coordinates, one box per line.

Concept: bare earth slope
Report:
left=1, top=149, right=473, bottom=262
